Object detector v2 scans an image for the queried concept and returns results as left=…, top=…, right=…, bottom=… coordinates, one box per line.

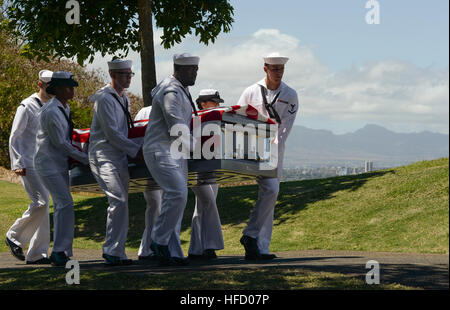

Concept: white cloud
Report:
left=87, top=28, right=449, bottom=134
left=319, top=61, right=448, bottom=133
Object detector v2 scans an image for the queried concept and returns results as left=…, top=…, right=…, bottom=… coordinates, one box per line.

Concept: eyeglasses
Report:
left=267, top=66, right=284, bottom=73
left=115, top=71, right=135, bottom=77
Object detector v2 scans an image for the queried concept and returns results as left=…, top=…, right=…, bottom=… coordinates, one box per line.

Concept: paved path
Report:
left=0, top=249, right=448, bottom=289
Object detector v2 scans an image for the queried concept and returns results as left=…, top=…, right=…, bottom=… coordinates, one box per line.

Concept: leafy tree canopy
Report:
left=3, top=0, right=234, bottom=65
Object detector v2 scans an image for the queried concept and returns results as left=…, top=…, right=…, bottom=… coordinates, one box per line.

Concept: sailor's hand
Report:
left=130, top=149, right=144, bottom=162
left=135, top=149, right=144, bottom=160
left=14, top=168, right=26, bottom=176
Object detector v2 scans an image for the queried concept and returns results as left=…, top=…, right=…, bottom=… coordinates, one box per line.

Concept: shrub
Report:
left=0, top=29, right=144, bottom=168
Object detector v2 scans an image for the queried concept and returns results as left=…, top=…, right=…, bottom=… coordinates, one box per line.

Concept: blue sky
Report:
left=89, top=0, right=449, bottom=135
left=229, top=0, right=449, bottom=70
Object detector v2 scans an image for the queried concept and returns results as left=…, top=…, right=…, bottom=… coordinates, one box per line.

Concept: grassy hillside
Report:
left=0, top=158, right=448, bottom=255
left=268, top=158, right=449, bottom=254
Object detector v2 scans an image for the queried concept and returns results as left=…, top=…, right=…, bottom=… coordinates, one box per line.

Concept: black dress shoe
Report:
left=150, top=242, right=173, bottom=266
left=245, top=253, right=277, bottom=261
left=244, top=253, right=261, bottom=261
left=102, top=254, right=133, bottom=266
left=260, top=254, right=277, bottom=260
left=202, top=249, right=217, bottom=259
left=26, top=257, right=52, bottom=265
left=188, top=250, right=218, bottom=261
left=50, top=251, right=70, bottom=267
left=171, top=257, right=189, bottom=266
left=138, top=254, right=159, bottom=261
left=5, top=238, right=25, bottom=261
left=240, top=235, right=261, bottom=260
left=188, top=253, right=204, bottom=260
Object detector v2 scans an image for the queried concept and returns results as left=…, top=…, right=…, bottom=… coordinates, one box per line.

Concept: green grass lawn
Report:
left=0, top=158, right=448, bottom=289
left=0, top=267, right=412, bottom=290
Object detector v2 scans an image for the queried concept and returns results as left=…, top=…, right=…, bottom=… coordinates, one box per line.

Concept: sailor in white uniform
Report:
left=133, top=106, right=161, bottom=260
left=237, top=53, right=299, bottom=260
left=135, top=109, right=185, bottom=262
left=188, top=89, right=225, bottom=260
left=34, top=71, right=89, bottom=266
left=137, top=90, right=225, bottom=261
left=88, top=59, right=141, bottom=266
left=5, top=70, right=53, bottom=264
left=142, top=53, right=199, bottom=266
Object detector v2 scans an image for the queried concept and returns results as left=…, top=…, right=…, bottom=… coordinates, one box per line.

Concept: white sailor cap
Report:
left=196, top=89, right=224, bottom=103
left=264, top=52, right=289, bottom=65
left=39, top=70, right=53, bottom=83
left=108, top=58, right=133, bottom=70
left=46, top=71, right=78, bottom=95
left=173, top=53, right=200, bottom=66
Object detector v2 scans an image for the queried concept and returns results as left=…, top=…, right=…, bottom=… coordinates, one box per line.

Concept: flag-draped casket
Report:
left=69, top=105, right=278, bottom=193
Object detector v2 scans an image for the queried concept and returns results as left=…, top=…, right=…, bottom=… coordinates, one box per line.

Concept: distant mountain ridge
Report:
left=284, top=124, right=449, bottom=168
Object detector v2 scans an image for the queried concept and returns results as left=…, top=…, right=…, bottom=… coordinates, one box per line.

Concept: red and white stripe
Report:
left=72, top=104, right=274, bottom=146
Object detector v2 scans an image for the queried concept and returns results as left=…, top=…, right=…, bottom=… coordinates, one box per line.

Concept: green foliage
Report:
left=4, top=0, right=140, bottom=65
left=0, top=28, right=143, bottom=168
left=3, top=0, right=234, bottom=65
left=153, top=0, right=234, bottom=48
left=0, top=30, right=30, bottom=168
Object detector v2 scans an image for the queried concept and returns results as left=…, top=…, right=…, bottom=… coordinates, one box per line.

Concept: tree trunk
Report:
left=137, top=0, right=156, bottom=106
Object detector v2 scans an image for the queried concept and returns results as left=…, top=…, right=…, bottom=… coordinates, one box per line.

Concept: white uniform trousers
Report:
left=138, top=189, right=186, bottom=258
left=242, top=177, right=280, bottom=254
left=37, top=170, right=74, bottom=257
left=138, top=190, right=161, bottom=257
left=6, top=168, right=50, bottom=261
left=89, top=158, right=130, bottom=259
left=144, top=152, right=188, bottom=258
left=189, top=184, right=224, bottom=255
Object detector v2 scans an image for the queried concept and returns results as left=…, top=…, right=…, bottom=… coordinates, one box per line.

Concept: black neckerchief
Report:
left=179, top=86, right=198, bottom=116
left=110, top=93, right=134, bottom=129
left=259, top=85, right=281, bottom=124
left=20, top=97, right=43, bottom=108
left=33, top=97, right=43, bottom=108
left=57, top=106, right=74, bottom=142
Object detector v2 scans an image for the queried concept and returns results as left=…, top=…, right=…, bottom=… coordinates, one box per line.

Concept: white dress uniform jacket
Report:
left=88, top=85, right=141, bottom=259
left=237, top=78, right=299, bottom=254
left=89, top=85, right=141, bottom=162
left=10, top=94, right=44, bottom=170
left=143, top=76, right=194, bottom=254
left=143, top=76, right=195, bottom=155
left=34, top=97, right=89, bottom=257
left=34, top=98, right=88, bottom=175
left=7, top=93, right=50, bottom=261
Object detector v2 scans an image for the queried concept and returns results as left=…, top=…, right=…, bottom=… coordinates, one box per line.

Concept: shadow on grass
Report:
left=212, top=169, right=395, bottom=228
left=53, top=191, right=196, bottom=249
left=273, top=170, right=395, bottom=225
left=50, top=170, right=394, bottom=249
left=0, top=266, right=357, bottom=290
left=1, top=254, right=445, bottom=289
left=53, top=192, right=152, bottom=249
